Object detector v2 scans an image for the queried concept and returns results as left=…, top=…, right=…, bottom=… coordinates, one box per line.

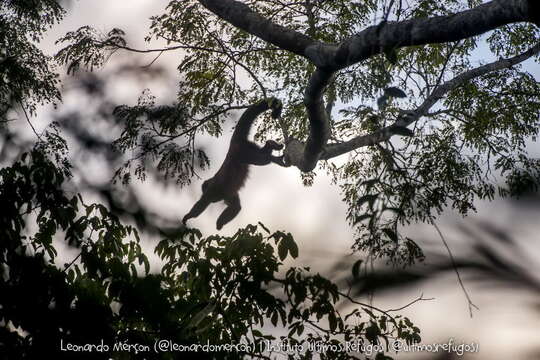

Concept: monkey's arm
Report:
left=261, top=140, right=288, bottom=166
left=242, top=140, right=287, bottom=166
left=216, top=195, right=241, bottom=230
left=247, top=153, right=288, bottom=167
left=182, top=196, right=211, bottom=224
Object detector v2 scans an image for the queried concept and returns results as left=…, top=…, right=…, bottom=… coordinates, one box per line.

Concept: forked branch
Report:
left=321, top=42, right=540, bottom=160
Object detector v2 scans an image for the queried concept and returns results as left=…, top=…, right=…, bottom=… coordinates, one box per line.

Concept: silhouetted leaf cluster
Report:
left=0, top=150, right=421, bottom=359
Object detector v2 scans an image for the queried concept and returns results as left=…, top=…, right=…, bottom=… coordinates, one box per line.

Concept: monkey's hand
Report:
left=263, top=140, right=283, bottom=151
left=272, top=155, right=290, bottom=167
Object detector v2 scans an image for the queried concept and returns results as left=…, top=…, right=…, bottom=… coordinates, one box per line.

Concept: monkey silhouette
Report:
left=183, top=98, right=285, bottom=230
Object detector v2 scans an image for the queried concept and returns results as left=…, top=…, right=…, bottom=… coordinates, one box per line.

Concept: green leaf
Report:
left=377, top=95, right=388, bottom=110
left=286, top=236, right=299, bottom=259
left=382, top=228, right=399, bottom=243
left=352, top=259, right=363, bottom=279
left=271, top=311, right=279, bottom=326
left=258, top=222, right=270, bottom=234
left=384, top=48, right=399, bottom=65
left=277, top=240, right=288, bottom=261
left=391, top=126, right=414, bottom=137
left=328, top=312, right=337, bottom=332
left=384, top=86, right=406, bottom=98
left=142, top=255, right=150, bottom=275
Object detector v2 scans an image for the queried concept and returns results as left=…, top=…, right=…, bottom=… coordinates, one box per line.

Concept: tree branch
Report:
left=197, top=0, right=318, bottom=57
left=18, top=100, right=42, bottom=141
left=430, top=217, right=479, bottom=318
left=199, top=0, right=536, bottom=69
left=321, top=42, right=540, bottom=160
left=285, top=69, right=333, bottom=171
left=315, top=0, right=536, bottom=69
left=196, top=0, right=538, bottom=172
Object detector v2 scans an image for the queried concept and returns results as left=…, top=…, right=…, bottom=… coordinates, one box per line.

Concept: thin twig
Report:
left=430, top=217, right=479, bottom=317
left=18, top=100, right=42, bottom=141
left=386, top=293, right=435, bottom=312
left=141, top=50, right=164, bottom=68
left=62, top=253, right=82, bottom=273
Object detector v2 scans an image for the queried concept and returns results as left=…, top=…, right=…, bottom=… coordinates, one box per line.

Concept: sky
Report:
left=32, top=1, right=540, bottom=359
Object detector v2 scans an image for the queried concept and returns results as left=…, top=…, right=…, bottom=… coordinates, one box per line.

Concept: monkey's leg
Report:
left=246, top=149, right=288, bottom=167
left=183, top=196, right=211, bottom=225
left=240, top=140, right=283, bottom=166
left=216, top=194, right=241, bottom=230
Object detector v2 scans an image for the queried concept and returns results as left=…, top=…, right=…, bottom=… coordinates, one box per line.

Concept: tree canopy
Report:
left=1, top=0, right=539, bottom=359
left=52, top=0, right=540, bottom=263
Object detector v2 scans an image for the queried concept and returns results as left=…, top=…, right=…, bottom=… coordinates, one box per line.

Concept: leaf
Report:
left=328, top=312, right=337, bottom=332
left=383, top=228, right=399, bottom=243
left=391, top=126, right=414, bottom=137
left=142, top=255, right=150, bottom=275
left=286, top=237, right=299, bottom=259
left=384, top=87, right=406, bottom=98
left=352, top=259, right=363, bottom=279
left=384, top=48, right=398, bottom=64
left=271, top=311, right=279, bottom=326
left=258, top=222, right=270, bottom=234
left=277, top=240, right=288, bottom=261
left=379, top=315, right=387, bottom=332
left=377, top=95, right=388, bottom=110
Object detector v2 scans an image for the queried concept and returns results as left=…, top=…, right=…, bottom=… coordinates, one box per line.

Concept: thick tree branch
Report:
left=319, top=0, right=534, bottom=69
left=321, top=42, right=540, bottom=160
left=411, top=41, right=540, bottom=122
left=284, top=69, right=333, bottom=171
left=199, top=0, right=536, bottom=69
left=197, top=0, right=538, bottom=172
left=198, top=0, right=318, bottom=57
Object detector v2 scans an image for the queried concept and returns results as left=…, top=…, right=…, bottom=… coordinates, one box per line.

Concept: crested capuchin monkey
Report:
left=182, top=98, right=286, bottom=230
